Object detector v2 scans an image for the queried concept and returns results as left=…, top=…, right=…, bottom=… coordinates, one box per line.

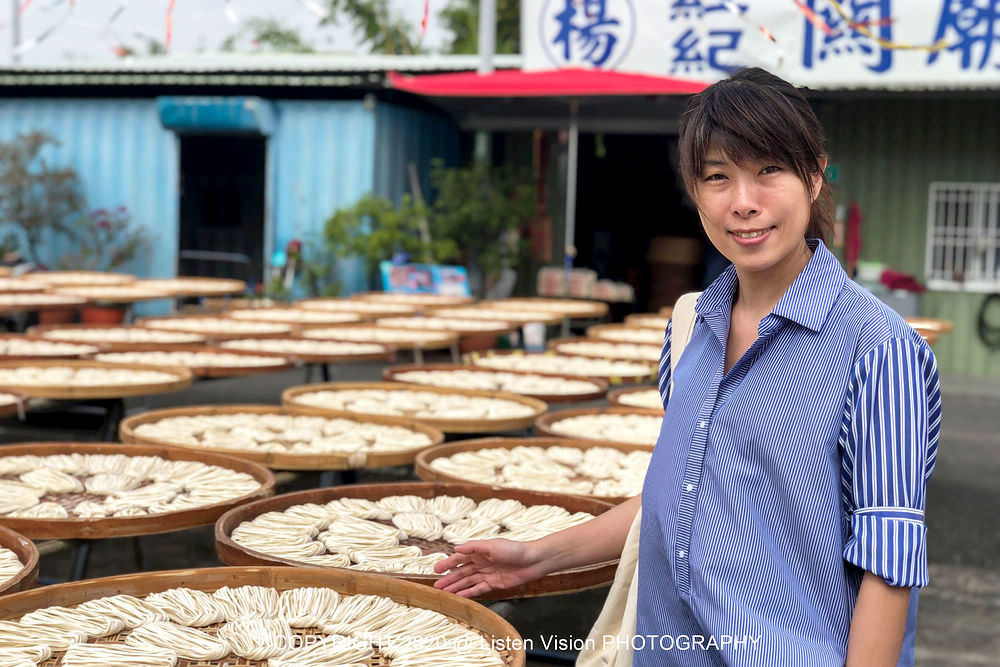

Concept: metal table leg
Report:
left=70, top=540, right=93, bottom=581
left=99, top=398, right=125, bottom=442
left=319, top=469, right=358, bottom=487
left=321, top=363, right=331, bottom=382
left=413, top=348, right=424, bottom=365
left=450, top=343, right=460, bottom=363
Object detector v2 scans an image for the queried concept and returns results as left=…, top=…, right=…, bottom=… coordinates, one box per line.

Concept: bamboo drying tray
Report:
left=90, top=344, right=296, bottom=378
left=21, top=270, right=136, bottom=287
left=283, top=381, right=548, bottom=434
left=624, top=312, right=670, bottom=329
left=424, top=305, right=565, bottom=326
left=483, top=297, right=610, bottom=319
left=0, top=566, right=525, bottom=667
left=300, top=324, right=459, bottom=351
left=135, top=277, right=247, bottom=296
left=295, top=297, right=419, bottom=318
left=0, top=277, right=46, bottom=293
left=26, top=323, right=208, bottom=351
left=0, top=442, right=274, bottom=540
left=383, top=363, right=609, bottom=403
left=0, top=334, right=103, bottom=361
left=0, top=359, right=192, bottom=399
left=219, top=338, right=392, bottom=364
left=0, top=525, right=39, bottom=596
left=548, top=336, right=661, bottom=363
left=353, top=291, right=477, bottom=308
left=0, top=293, right=87, bottom=313
left=0, top=388, right=29, bottom=419
left=534, top=406, right=664, bottom=445
left=47, top=285, right=174, bottom=304
left=223, top=306, right=368, bottom=328
left=586, top=323, right=666, bottom=344
left=416, top=436, right=653, bottom=504
left=906, top=317, right=953, bottom=334
left=374, top=316, right=518, bottom=337
left=215, top=481, right=616, bottom=599
left=120, top=404, right=445, bottom=471
left=463, top=349, right=658, bottom=385
left=607, top=386, right=664, bottom=412
left=135, top=314, right=293, bottom=340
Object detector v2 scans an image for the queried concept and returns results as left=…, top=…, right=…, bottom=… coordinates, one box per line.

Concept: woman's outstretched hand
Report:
left=433, top=538, right=548, bottom=598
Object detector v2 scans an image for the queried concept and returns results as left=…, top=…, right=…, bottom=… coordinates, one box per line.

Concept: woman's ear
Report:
left=811, top=157, right=829, bottom=201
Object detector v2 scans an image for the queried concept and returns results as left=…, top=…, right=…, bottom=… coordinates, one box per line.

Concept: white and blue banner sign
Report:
left=521, top=0, right=1000, bottom=88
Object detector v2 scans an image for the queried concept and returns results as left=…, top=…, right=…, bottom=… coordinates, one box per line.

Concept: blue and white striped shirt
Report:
left=635, top=240, right=941, bottom=666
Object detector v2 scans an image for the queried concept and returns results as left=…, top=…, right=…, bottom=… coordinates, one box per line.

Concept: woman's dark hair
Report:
left=678, top=67, right=834, bottom=242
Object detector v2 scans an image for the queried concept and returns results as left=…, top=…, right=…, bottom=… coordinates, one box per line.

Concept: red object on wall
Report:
left=845, top=201, right=863, bottom=277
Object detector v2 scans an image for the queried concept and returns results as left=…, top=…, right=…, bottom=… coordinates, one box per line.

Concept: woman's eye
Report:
left=704, top=173, right=726, bottom=181
left=760, top=165, right=782, bottom=175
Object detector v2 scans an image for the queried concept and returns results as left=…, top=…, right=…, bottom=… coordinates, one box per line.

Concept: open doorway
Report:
left=178, top=135, right=266, bottom=283
left=574, top=133, right=703, bottom=312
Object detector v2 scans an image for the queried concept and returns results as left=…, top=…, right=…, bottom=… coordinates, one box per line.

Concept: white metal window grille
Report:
left=925, top=182, right=1000, bottom=292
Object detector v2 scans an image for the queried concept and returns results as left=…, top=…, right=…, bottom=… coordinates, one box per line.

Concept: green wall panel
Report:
left=818, top=97, right=1000, bottom=377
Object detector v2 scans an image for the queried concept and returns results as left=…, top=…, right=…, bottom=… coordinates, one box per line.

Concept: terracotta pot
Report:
left=37, top=308, right=77, bottom=325
left=458, top=333, right=499, bottom=353
left=80, top=305, right=126, bottom=325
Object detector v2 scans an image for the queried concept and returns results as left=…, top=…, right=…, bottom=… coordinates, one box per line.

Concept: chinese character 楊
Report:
left=552, top=0, right=622, bottom=67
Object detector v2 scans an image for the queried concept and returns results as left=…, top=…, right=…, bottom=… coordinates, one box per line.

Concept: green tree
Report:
left=220, top=18, right=315, bottom=53
left=439, top=0, right=520, bottom=55
left=321, top=0, right=423, bottom=54
left=0, top=132, right=85, bottom=266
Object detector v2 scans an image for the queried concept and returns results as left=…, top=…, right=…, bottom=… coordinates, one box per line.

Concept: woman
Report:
left=434, top=68, right=940, bottom=667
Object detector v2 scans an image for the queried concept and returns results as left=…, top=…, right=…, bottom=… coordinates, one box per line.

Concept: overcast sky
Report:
left=1, top=0, right=456, bottom=64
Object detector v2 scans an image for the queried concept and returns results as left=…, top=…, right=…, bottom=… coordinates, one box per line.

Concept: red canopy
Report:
left=387, top=68, right=709, bottom=98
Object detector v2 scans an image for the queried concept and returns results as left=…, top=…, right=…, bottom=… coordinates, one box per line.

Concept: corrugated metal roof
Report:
left=0, top=53, right=523, bottom=89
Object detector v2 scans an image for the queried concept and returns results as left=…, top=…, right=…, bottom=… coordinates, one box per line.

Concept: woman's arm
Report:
left=845, top=571, right=912, bottom=667
left=434, top=494, right=641, bottom=598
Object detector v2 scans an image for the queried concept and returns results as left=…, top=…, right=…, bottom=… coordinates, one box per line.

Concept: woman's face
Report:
left=693, top=149, right=823, bottom=277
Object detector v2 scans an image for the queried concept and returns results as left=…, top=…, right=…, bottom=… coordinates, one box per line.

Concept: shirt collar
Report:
left=695, top=239, right=846, bottom=333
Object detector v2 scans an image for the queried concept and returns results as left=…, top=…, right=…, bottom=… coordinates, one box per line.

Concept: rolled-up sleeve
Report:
left=841, top=336, right=941, bottom=588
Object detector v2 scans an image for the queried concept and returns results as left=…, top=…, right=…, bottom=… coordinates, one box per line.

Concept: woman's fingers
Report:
left=433, top=552, right=472, bottom=574
left=438, top=571, right=486, bottom=595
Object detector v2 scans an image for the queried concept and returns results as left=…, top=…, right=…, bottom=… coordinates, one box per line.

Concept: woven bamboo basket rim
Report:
left=120, top=404, right=445, bottom=471
left=0, top=565, right=525, bottom=667
left=215, top=481, right=616, bottom=600
left=297, top=324, right=460, bottom=351
left=0, top=359, right=193, bottom=399
left=415, top=436, right=651, bottom=504
left=294, top=297, right=420, bottom=317
left=135, top=314, right=294, bottom=340
left=26, top=323, right=209, bottom=351
left=624, top=312, right=670, bottom=328
left=46, top=286, right=174, bottom=304
left=88, top=344, right=296, bottom=378
left=585, top=323, right=667, bottom=343
left=0, top=295, right=88, bottom=313
left=374, top=316, right=518, bottom=337
left=0, top=387, right=30, bottom=419
left=905, top=317, right=953, bottom=334
left=423, top=305, right=565, bottom=326
left=222, top=306, right=372, bottom=327
left=21, top=270, right=136, bottom=286
left=534, top=406, right=664, bottom=445
left=607, top=386, right=664, bottom=412
left=0, top=524, right=39, bottom=596
left=0, top=442, right=274, bottom=540
left=547, top=336, right=661, bottom=363
left=0, top=278, right=47, bottom=293
left=916, top=330, right=940, bottom=345
left=219, top=338, right=393, bottom=364
left=482, top=297, right=610, bottom=319
left=0, top=333, right=106, bottom=360
left=382, top=363, right=609, bottom=404
left=352, top=291, right=477, bottom=308
left=282, top=381, right=548, bottom=434
left=462, top=349, right=658, bottom=384
left=135, top=277, right=247, bottom=296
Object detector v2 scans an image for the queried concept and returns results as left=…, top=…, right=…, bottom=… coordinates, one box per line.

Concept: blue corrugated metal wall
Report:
left=373, top=102, right=460, bottom=204
left=271, top=100, right=375, bottom=295
left=0, top=99, right=178, bottom=281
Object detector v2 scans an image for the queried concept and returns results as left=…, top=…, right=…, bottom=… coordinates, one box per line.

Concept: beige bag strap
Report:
left=576, top=291, right=702, bottom=667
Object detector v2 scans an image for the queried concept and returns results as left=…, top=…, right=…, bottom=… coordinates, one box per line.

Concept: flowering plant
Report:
left=59, top=206, right=153, bottom=272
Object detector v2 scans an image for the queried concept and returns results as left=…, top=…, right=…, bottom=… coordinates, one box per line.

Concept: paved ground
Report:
left=1, top=352, right=997, bottom=665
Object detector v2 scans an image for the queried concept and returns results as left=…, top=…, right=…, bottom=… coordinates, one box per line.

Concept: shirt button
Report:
left=678, top=550, right=686, bottom=559
left=698, top=420, right=707, bottom=428
left=685, top=483, right=694, bottom=492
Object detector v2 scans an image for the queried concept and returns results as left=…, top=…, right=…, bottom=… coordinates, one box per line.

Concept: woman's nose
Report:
left=731, top=179, right=760, bottom=218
